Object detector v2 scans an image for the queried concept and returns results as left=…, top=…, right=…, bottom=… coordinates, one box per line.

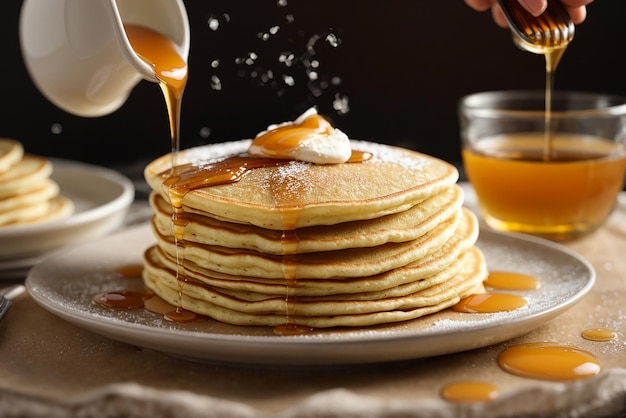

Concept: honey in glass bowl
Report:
left=459, top=90, right=626, bottom=241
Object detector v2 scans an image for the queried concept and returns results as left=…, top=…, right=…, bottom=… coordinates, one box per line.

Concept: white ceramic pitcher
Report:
left=19, top=0, right=190, bottom=117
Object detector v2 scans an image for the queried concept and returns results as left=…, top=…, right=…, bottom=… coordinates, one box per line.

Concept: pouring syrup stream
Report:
left=498, top=0, right=574, bottom=161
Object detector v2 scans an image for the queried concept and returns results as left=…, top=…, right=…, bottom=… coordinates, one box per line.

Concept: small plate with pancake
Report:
left=0, top=159, right=134, bottom=279
left=25, top=221, right=594, bottom=366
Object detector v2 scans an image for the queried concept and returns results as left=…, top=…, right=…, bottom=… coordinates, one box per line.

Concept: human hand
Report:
left=464, top=0, right=593, bottom=27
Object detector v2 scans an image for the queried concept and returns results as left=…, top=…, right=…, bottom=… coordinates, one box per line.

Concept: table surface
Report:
left=1, top=186, right=625, bottom=418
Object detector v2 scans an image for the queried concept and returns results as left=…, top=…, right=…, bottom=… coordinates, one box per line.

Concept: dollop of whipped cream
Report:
left=248, top=107, right=352, bottom=164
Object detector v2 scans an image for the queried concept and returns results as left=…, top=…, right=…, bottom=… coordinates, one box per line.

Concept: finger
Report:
left=560, top=0, right=593, bottom=24
left=560, top=0, right=594, bottom=8
left=464, top=0, right=496, bottom=12
left=491, top=4, right=510, bottom=28
left=566, top=6, right=587, bottom=24
left=519, top=0, right=547, bottom=16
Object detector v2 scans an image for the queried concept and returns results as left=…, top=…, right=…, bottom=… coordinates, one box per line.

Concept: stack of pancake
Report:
left=0, top=138, right=73, bottom=226
left=143, top=139, right=487, bottom=328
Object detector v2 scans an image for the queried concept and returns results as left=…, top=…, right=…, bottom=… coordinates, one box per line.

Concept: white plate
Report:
left=0, top=159, right=134, bottom=273
left=25, top=222, right=595, bottom=366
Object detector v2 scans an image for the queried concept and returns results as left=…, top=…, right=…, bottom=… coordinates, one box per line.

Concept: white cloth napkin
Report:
left=1, top=369, right=625, bottom=418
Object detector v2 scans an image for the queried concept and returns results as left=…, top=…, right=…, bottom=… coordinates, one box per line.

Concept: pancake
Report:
left=0, top=195, right=74, bottom=226
left=0, top=140, right=74, bottom=227
left=142, top=246, right=487, bottom=328
left=142, top=137, right=487, bottom=329
left=0, top=198, right=50, bottom=225
left=0, top=138, right=24, bottom=174
left=0, top=154, right=53, bottom=199
left=0, top=179, right=59, bottom=213
left=144, top=140, right=459, bottom=230
left=150, top=184, right=464, bottom=254
left=144, top=205, right=478, bottom=296
left=151, top=207, right=473, bottom=280
left=30, top=195, right=74, bottom=224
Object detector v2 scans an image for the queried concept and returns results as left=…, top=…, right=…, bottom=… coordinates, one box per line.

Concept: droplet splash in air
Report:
left=207, top=13, right=231, bottom=32
left=283, top=74, right=296, bottom=87
left=208, top=17, right=219, bottom=31
left=210, top=75, right=222, bottom=91
left=199, top=127, right=211, bottom=139
left=279, top=52, right=296, bottom=67
left=205, top=3, right=348, bottom=116
left=51, top=123, right=63, bottom=134
left=325, top=33, right=340, bottom=48
left=258, top=25, right=280, bottom=40
left=333, top=93, right=349, bottom=114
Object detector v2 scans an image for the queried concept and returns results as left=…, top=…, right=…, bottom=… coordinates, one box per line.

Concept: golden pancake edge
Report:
left=144, top=139, right=459, bottom=230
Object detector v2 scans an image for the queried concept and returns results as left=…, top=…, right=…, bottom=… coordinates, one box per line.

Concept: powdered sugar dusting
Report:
left=352, top=140, right=434, bottom=172
left=181, top=140, right=251, bottom=166
left=265, top=160, right=314, bottom=201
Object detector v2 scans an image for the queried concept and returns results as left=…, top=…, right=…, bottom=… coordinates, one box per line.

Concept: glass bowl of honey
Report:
left=459, top=90, right=626, bottom=241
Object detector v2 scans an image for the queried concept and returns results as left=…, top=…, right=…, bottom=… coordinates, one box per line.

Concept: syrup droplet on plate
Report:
left=440, top=381, right=499, bottom=403
left=143, top=294, right=177, bottom=315
left=165, top=308, right=200, bottom=323
left=581, top=328, right=617, bottom=342
left=92, top=290, right=152, bottom=309
left=453, top=293, right=527, bottom=313
left=273, top=323, right=314, bottom=336
left=498, top=342, right=602, bottom=381
left=113, top=264, right=144, bottom=279
left=484, top=271, right=541, bottom=291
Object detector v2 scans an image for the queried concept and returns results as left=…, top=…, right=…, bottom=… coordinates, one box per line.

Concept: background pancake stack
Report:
left=143, top=139, right=487, bottom=329
left=0, top=138, right=73, bottom=226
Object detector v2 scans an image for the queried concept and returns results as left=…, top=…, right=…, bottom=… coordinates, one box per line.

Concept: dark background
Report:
left=2, top=0, right=626, bottom=172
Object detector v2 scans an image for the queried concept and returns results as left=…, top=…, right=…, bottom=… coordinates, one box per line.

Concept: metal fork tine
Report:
left=0, top=296, right=11, bottom=321
left=0, top=285, right=25, bottom=321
